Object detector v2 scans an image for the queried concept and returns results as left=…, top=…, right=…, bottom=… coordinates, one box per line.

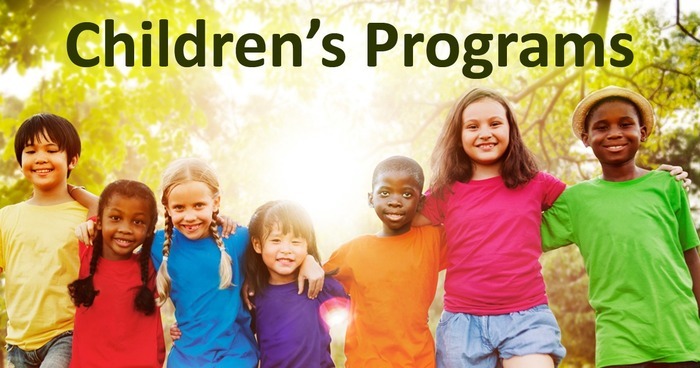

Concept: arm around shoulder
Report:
left=69, top=185, right=99, bottom=218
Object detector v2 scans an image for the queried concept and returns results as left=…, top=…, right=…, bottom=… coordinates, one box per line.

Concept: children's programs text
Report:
left=66, top=18, right=634, bottom=79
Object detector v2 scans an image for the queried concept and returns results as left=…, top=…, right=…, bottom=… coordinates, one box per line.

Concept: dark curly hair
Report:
left=68, top=180, right=159, bottom=315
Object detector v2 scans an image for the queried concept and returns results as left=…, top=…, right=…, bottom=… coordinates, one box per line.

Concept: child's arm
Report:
left=411, top=213, right=432, bottom=227
left=684, top=247, right=700, bottom=315
left=215, top=214, right=237, bottom=238
left=298, top=255, right=325, bottom=298
left=75, top=218, right=96, bottom=246
left=69, top=185, right=99, bottom=218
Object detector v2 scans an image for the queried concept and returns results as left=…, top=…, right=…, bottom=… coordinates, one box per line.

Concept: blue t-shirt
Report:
left=253, top=276, right=349, bottom=368
left=152, top=227, right=259, bottom=368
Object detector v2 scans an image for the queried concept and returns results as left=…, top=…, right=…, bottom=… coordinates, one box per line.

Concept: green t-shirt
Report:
left=541, top=170, right=700, bottom=367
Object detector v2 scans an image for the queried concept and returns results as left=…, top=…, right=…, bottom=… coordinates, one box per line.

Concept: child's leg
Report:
left=435, top=310, right=498, bottom=368
left=492, top=304, right=565, bottom=368
left=503, top=354, right=554, bottom=368
left=37, top=331, right=73, bottom=368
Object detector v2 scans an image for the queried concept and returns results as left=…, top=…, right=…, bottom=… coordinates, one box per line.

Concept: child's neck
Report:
left=472, top=164, right=501, bottom=180
left=27, top=184, right=73, bottom=206
left=600, top=163, right=648, bottom=182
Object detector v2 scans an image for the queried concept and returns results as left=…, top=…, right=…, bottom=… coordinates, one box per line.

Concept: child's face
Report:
left=581, top=100, right=647, bottom=167
left=98, top=194, right=153, bottom=261
left=369, top=170, right=422, bottom=236
left=20, top=133, right=77, bottom=192
left=165, top=180, right=220, bottom=240
left=460, top=98, right=510, bottom=171
left=253, top=224, right=309, bottom=285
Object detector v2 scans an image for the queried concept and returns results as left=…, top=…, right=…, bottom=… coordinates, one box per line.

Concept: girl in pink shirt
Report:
left=415, top=88, right=566, bottom=368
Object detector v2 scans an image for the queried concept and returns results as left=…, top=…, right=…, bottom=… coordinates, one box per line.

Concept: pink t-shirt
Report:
left=422, top=171, right=565, bottom=315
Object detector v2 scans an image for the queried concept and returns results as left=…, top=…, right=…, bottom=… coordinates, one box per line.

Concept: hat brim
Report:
left=571, top=86, right=655, bottom=139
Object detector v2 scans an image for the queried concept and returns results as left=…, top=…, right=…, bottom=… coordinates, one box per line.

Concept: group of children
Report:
left=0, top=85, right=697, bottom=368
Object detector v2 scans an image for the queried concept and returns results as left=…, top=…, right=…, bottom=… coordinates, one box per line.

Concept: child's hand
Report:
left=215, top=214, right=238, bottom=239
left=169, top=322, right=182, bottom=343
left=242, top=281, right=256, bottom=310
left=75, top=219, right=96, bottom=246
left=299, top=255, right=325, bottom=299
left=657, top=164, right=691, bottom=191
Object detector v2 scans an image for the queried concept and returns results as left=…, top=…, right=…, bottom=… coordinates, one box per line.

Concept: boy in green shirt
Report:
left=541, top=86, right=700, bottom=368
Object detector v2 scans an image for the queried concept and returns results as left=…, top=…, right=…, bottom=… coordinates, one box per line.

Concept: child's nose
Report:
left=388, top=196, right=403, bottom=206
left=478, top=127, right=493, bottom=138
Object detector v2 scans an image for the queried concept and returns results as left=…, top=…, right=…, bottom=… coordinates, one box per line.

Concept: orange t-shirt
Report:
left=323, top=226, right=445, bottom=368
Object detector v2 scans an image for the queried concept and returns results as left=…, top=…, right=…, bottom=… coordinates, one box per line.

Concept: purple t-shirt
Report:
left=422, top=171, right=565, bottom=315
left=253, top=276, right=349, bottom=368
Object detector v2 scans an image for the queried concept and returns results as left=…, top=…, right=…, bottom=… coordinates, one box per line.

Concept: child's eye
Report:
left=464, top=124, right=477, bottom=130
left=109, top=215, right=120, bottom=221
left=134, top=220, right=145, bottom=225
left=379, top=191, right=389, bottom=197
left=490, top=121, right=503, bottom=127
left=24, top=150, right=35, bottom=154
left=403, top=193, right=413, bottom=198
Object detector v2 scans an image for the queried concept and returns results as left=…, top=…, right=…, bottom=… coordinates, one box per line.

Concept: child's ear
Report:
left=367, top=192, right=374, bottom=208
left=212, top=196, right=221, bottom=212
left=252, top=239, right=262, bottom=254
left=580, top=132, right=590, bottom=147
left=417, top=194, right=426, bottom=212
left=95, top=218, right=102, bottom=231
left=639, top=125, right=648, bottom=142
left=68, top=155, right=79, bottom=171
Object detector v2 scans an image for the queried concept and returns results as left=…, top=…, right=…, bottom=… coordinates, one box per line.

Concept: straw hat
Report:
left=571, top=86, right=655, bottom=139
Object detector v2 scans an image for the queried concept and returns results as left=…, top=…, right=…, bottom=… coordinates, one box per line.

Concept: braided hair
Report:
left=156, top=158, right=234, bottom=305
left=68, top=180, right=158, bottom=315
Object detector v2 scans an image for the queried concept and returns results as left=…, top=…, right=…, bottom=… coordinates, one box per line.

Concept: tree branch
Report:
left=676, top=0, right=700, bottom=43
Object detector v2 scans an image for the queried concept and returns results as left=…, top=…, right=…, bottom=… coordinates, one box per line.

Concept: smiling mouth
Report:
left=385, top=213, right=405, bottom=221
left=604, top=144, right=626, bottom=151
left=112, top=238, right=136, bottom=249
left=182, top=224, right=202, bottom=232
left=477, top=143, right=496, bottom=149
left=33, top=168, right=53, bottom=173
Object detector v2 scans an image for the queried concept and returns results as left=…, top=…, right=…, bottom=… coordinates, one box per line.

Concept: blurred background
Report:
left=1, top=0, right=699, bottom=366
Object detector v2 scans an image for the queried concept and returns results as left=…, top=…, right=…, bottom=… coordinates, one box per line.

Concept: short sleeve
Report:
left=672, top=179, right=700, bottom=251
left=541, top=190, right=575, bottom=251
left=421, top=191, right=447, bottom=225
left=537, top=172, right=567, bottom=210
left=0, top=208, right=6, bottom=270
left=78, top=241, right=93, bottom=278
left=319, top=277, right=350, bottom=302
left=226, top=226, right=249, bottom=260
left=151, top=230, right=165, bottom=270
left=323, top=243, right=353, bottom=290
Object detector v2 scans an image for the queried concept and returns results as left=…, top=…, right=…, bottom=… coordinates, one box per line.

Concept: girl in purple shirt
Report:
left=246, top=200, right=349, bottom=368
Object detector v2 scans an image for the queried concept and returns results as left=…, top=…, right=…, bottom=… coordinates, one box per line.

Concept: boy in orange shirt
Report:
left=323, top=156, right=445, bottom=367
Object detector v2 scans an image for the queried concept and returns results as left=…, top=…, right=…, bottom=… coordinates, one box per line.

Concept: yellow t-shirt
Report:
left=323, top=226, right=445, bottom=368
left=0, top=201, right=87, bottom=349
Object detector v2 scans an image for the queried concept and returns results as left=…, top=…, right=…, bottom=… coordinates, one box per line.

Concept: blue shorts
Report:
left=436, top=304, right=566, bottom=368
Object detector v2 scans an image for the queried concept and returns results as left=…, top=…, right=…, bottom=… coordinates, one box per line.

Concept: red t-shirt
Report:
left=71, top=243, right=165, bottom=368
left=421, top=172, right=565, bottom=315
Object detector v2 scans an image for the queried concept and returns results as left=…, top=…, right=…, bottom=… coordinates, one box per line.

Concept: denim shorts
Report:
left=7, top=330, right=73, bottom=368
left=436, top=304, right=566, bottom=368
